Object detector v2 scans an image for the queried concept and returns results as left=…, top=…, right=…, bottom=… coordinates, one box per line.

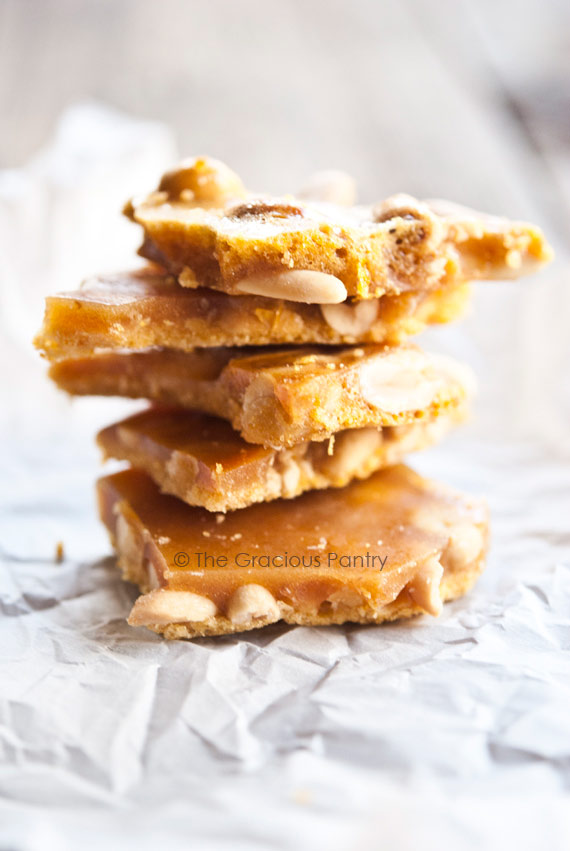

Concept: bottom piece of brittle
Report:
left=97, top=465, right=488, bottom=639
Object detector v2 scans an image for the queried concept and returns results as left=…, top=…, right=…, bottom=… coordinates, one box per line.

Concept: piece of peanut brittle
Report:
left=124, top=156, right=552, bottom=302
left=98, top=465, right=488, bottom=639
left=97, top=405, right=464, bottom=512
left=51, top=344, right=474, bottom=449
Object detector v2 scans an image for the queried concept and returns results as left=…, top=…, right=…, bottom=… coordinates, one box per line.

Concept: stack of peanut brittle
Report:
left=35, top=158, right=552, bottom=638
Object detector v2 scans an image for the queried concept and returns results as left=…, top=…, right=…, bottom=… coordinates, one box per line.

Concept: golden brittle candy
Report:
left=50, top=344, right=474, bottom=449
left=97, top=465, right=488, bottom=639
left=124, top=156, right=552, bottom=302
left=34, top=266, right=471, bottom=357
left=97, top=405, right=464, bottom=512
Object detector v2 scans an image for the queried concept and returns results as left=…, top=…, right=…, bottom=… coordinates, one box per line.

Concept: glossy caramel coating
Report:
left=97, top=466, right=488, bottom=638
left=50, top=344, right=474, bottom=449
left=34, top=267, right=471, bottom=358
left=97, top=405, right=464, bottom=512
left=125, top=157, right=552, bottom=301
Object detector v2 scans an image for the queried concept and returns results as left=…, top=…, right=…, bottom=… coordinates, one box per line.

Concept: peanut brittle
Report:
left=124, top=157, right=552, bottom=302
left=97, top=465, right=488, bottom=638
left=34, top=267, right=471, bottom=357
left=97, top=405, right=464, bottom=512
left=50, top=344, right=474, bottom=449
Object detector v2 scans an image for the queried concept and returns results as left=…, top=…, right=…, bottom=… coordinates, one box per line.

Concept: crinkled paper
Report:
left=1, top=105, right=569, bottom=851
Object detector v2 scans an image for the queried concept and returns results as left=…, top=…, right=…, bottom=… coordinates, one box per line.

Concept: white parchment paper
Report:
left=1, top=105, right=569, bottom=851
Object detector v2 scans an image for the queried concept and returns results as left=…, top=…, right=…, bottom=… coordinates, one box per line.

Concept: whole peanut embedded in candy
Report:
left=227, top=584, right=281, bottom=625
left=229, top=200, right=304, bottom=219
left=407, top=558, right=444, bottom=616
left=320, top=300, right=380, bottom=336
left=446, top=522, right=484, bottom=570
left=372, top=193, right=434, bottom=224
left=236, top=269, right=348, bottom=304
left=158, top=156, right=246, bottom=204
left=128, top=589, right=218, bottom=626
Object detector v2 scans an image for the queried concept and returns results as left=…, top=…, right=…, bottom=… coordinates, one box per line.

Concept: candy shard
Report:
left=52, top=343, right=474, bottom=449
left=34, top=267, right=473, bottom=356
left=96, top=406, right=464, bottom=512
left=125, top=157, right=553, bottom=301
left=98, top=465, right=488, bottom=639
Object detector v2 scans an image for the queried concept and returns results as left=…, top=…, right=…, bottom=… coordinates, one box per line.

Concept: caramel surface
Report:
left=97, top=405, right=463, bottom=511
left=51, top=344, right=474, bottom=448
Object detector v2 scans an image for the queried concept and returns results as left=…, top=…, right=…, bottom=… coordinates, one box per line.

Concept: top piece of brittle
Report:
left=124, top=157, right=553, bottom=303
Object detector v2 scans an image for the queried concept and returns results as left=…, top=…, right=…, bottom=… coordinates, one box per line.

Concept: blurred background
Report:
left=2, top=0, right=570, bottom=217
